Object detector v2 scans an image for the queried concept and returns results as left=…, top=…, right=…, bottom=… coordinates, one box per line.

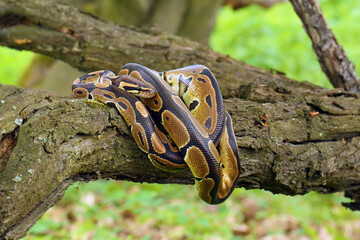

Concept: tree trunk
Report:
left=1, top=0, right=360, bottom=239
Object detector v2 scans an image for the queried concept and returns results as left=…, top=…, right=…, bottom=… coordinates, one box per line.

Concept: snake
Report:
left=72, top=63, right=240, bottom=204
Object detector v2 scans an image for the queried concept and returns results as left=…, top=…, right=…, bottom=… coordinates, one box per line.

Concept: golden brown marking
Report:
left=168, top=138, right=179, bottom=153
left=135, top=101, right=149, bottom=118
left=171, top=95, right=209, bottom=138
left=154, top=125, right=168, bottom=142
left=131, top=125, right=149, bottom=153
left=112, top=97, right=149, bottom=153
left=101, top=78, right=112, bottom=85
left=163, top=72, right=179, bottom=93
left=162, top=110, right=190, bottom=148
left=184, top=77, right=217, bottom=136
left=89, top=89, right=115, bottom=103
left=217, top=123, right=239, bottom=199
left=165, top=67, right=218, bottom=136
left=195, top=178, right=215, bottom=204
left=154, top=126, right=179, bottom=153
left=94, top=82, right=110, bottom=88
left=99, top=89, right=116, bottom=97
left=159, top=74, right=178, bottom=94
left=184, top=146, right=209, bottom=178
left=143, top=94, right=163, bottom=112
left=84, top=71, right=102, bottom=83
left=150, top=132, right=166, bottom=154
left=129, top=70, right=143, bottom=82
left=118, top=69, right=129, bottom=75
left=113, top=97, right=133, bottom=124
left=119, top=81, right=137, bottom=89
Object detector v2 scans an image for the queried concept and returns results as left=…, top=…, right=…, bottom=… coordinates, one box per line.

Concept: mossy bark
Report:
left=1, top=0, right=360, bottom=239
left=1, top=82, right=360, bottom=239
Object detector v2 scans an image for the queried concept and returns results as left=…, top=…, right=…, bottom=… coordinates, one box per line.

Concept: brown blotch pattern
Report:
left=97, top=89, right=116, bottom=98
left=165, top=67, right=218, bottom=137
left=171, top=95, right=209, bottom=138
left=118, top=69, right=129, bottom=75
left=184, top=146, right=210, bottom=179
left=94, top=82, right=110, bottom=88
left=154, top=126, right=179, bottom=153
left=135, top=101, right=149, bottom=118
left=162, top=110, right=190, bottom=148
left=114, top=97, right=149, bottom=153
left=183, top=75, right=217, bottom=136
left=217, top=123, right=239, bottom=199
left=143, top=94, right=163, bottom=112
left=150, top=132, right=166, bottom=154
left=131, top=121, right=149, bottom=153
left=195, top=178, right=215, bottom=204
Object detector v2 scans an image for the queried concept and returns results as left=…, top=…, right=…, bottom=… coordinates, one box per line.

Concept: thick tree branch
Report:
left=1, top=79, right=360, bottom=238
left=0, top=0, right=320, bottom=99
left=290, top=0, right=360, bottom=93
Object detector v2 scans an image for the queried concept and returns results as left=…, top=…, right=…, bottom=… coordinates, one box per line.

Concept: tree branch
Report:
left=290, top=0, right=360, bottom=93
left=1, top=79, right=360, bottom=238
left=0, top=0, right=320, bottom=99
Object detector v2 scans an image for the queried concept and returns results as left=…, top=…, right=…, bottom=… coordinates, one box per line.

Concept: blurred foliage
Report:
left=1, top=0, right=360, bottom=239
left=210, top=0, right=360, bottom=89
left=0, top=48, right=33, bottom=85
left=25, top=181, right=360, bottom=239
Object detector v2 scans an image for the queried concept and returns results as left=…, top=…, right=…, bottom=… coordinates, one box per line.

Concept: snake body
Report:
left=72, top=63, right=240, bottom=204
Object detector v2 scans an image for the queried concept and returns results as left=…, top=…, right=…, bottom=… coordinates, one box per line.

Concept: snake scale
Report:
left=72, top=63, right=240, bottom=204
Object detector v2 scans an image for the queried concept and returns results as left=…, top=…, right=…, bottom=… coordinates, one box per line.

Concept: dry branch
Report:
left=1, top=0, right=360, bottom=239
left=290, top=0, right=360, bottom=93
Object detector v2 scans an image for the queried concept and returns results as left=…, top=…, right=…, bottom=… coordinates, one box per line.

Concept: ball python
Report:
left=72, top=63, right=240, bottom=204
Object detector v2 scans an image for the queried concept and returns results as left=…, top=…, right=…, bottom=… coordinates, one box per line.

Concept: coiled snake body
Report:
left=72, top=63, right=240, bottom=204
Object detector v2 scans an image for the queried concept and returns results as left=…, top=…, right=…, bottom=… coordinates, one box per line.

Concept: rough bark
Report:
left=290, top=0, right=360, bottom=93
left=1, top=0, right=360, bottom=239
left=17, top=0, right=222, bottom=95
left=1, top=77, right=360, bottom=239
left=0, top=0, right=320, bottom=98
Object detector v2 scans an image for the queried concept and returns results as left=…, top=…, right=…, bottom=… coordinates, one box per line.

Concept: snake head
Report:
left=110, top=75, right=157, bottom=99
